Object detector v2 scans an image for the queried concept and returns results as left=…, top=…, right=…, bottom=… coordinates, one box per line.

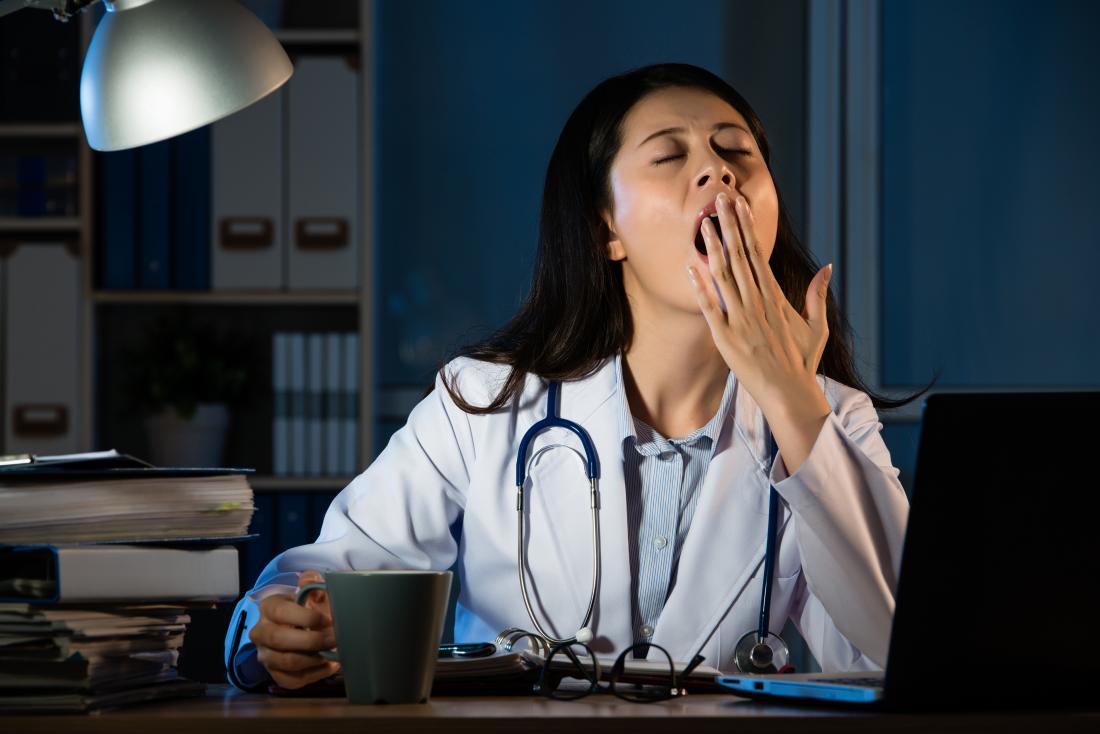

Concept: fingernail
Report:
left=735, top=195, right=747, bottom=211
left=324, top=635, right=337, bottom=647
left=686, top=265, right=698, bottom=284
left=826, top=263, right=833, bottom=282
left=717, top=192, right=730, bottom=209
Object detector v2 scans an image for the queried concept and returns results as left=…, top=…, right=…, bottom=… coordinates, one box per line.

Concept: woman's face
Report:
left=603, top=86, right=779, bottom=316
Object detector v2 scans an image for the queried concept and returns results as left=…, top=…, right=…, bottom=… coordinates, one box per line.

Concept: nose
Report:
left=696, top=163, right=735, bottom=190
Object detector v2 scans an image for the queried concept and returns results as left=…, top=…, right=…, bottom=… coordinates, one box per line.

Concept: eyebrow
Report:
left=636, top=122, right=751, bottom=149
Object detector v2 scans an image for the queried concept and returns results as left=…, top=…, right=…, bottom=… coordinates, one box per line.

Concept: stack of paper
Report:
left=0, top=451, right=255, bottom=544
left=0, top=604, right=207, bottom=712
left=0, top=450, right=256, bottom=712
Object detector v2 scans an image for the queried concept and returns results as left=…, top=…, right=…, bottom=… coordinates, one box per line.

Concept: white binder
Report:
left=211, top=87, right=285, bottom=290
left=0, top=544, right=239, bottom=603
left=2, top=242, right=81, bottom=455
left=286, top=55, right=360, bottom=290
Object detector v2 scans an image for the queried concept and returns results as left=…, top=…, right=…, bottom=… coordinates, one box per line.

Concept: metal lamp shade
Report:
left=80, top=0, right=293, bottom=151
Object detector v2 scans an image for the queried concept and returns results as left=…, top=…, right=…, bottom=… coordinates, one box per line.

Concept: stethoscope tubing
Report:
left=514, top=379, right=783, bottom=653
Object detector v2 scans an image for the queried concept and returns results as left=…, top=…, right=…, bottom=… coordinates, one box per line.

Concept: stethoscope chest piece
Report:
left=733, top=630, right=790, bottom=674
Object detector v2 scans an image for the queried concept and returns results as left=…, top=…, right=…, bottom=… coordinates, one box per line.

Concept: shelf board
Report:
left=274, top=29, right=360, bottom=45
left=249, top=476, right=352, bottom=492
left=0, top=123, right=83, bottom=138
left=0, top=217, right=82, bottom=232
left=91, top=290, right=360, bottom=305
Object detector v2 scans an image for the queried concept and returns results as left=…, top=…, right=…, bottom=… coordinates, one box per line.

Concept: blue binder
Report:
left=100, top=149, right=137, bottom=289
left=173, top=127, right=211, bottom=290
left=138, top=140, right=172, bottom=289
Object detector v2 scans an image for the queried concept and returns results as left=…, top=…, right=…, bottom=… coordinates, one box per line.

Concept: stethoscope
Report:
left=506, top=380, right=790, bottom=673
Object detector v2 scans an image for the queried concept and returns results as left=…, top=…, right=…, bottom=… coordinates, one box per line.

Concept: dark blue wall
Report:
left=881, top=0, right=1100, bottom=389
left=375, top=0, right=745, bottom=391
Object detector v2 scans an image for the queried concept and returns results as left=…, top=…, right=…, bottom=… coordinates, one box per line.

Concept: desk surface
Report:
left=4, top=684, right=1097, bottom=734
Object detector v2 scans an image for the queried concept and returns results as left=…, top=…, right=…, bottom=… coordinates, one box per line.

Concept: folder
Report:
left=306, top=333, right=324, bottom=476
left=272, top=333, right=290, bottom=476
left=138, top=141, right=172, bottom=289
left=0, top=544, right=239, bottom=604
left=341, top=332, right=359, bottom=475
left=2, top=242, right=81, bottom=455
left=172, top=127, right=212, bottom=290
left=286, top=55, right=359, bottom=290
left=324, top=333, right=343, bottom=476
left=288, top=333, right=307, bottom=476
left=98, top=149, right=137, bottom=289
left=211, top=87, right=284, bottom=290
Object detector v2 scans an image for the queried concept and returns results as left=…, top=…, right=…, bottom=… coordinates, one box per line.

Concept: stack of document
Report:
left=0, top=449, right=255, bottom=544
left=0, top=450, right=255, bottom=712
left=0, top=603, right=206, bottom=712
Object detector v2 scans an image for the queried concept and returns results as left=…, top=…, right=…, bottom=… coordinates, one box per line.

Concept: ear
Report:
left=604, top=215, right=626, bottom=262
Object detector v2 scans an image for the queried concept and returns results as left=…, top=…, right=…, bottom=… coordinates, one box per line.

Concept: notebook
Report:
left=717, top=391, right=1100, bottom=710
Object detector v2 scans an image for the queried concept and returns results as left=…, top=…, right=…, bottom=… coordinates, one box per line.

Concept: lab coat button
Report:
left=640, top=624, right=654, bottom=637
left=654, top=536, right=668, bottom=550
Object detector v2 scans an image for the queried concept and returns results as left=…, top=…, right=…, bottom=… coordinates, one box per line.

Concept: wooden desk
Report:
left=4, top=684, right=1097, bottom=733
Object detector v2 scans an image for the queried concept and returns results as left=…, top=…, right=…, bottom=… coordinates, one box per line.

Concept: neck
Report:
left=622, top=309, right=730, bottom=440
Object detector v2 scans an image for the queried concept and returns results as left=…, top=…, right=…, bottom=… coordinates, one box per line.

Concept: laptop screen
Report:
left=884, top=392, right=1100, bottom=707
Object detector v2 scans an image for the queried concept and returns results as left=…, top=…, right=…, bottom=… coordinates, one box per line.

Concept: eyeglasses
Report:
left=533, top=641, right=696, bottom=703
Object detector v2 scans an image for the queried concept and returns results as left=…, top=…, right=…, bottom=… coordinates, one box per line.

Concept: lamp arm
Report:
left=0, top=0, right=101, bottom=22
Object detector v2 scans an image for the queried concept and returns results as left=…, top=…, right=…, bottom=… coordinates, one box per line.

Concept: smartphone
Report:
left=438, top=642, right=496, bottom=658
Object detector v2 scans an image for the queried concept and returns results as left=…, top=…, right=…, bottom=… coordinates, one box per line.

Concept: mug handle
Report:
left=294, top=582, right=340, bottom=662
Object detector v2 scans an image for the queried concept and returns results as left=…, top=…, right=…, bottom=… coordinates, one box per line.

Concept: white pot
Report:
left=144, top=403, right=230, bottom=468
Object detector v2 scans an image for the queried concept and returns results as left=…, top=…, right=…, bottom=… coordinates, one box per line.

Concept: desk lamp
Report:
left=0, top=0, right=293, bottom=150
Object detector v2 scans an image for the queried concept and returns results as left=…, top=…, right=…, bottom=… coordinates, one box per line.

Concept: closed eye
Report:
left=653, top=148, right=751, bottom=167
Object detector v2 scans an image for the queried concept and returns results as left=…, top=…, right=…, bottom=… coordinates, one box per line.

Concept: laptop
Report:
left=717, top=391, right=1100, bottom=710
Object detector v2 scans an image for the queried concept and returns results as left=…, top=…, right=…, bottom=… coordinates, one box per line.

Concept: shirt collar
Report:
left=613, top=352, right=736, bottom=459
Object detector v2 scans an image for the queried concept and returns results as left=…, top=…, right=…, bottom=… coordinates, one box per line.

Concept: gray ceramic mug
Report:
left=294, top=570, right=453, bottom=704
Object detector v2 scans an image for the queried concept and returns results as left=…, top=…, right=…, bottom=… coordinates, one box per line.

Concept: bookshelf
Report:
left=87, top=2, right=373, bottom=489
left=0, top=0, right=376, bottom=589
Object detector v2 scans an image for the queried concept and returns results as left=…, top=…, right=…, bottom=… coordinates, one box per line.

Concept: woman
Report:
left=226, top=63, right=932, bottom=691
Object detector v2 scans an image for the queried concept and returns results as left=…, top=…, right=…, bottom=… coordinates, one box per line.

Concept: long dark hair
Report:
left=440, top=62, right=936, bottom=414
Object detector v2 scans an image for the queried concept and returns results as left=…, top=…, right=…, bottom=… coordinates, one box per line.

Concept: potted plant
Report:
left=123, top=313, right=255, bottom=467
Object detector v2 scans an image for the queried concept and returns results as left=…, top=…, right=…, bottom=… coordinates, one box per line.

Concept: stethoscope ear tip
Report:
left=575, top=627, right=594, bottom=644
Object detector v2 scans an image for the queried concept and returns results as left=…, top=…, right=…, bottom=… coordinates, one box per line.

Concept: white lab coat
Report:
left=225, top=353, right=908, bottom=686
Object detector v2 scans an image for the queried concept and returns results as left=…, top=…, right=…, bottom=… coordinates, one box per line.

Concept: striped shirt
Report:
left=614, top=352, right=737, bottom=645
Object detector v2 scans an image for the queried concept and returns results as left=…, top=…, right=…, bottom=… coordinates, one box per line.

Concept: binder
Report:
left=2, top=242, right=81, bottom=455
left=286, top=55, right=359, bottom=290
left=98, top=149, right=137, bottom=289
left=324, top=333, right=342, bottom=476
left=138, top=141, right=172, bottom=289
left=306, top=333, right=323, bottom=476
left=0, top=543, right=239, bottom=604
left=288, top=333, right=306, bottom=476
left=172, top=127, right=211, bottom=290
left=211, top=87, right=284, bottom=290
left=341, top=332, right=359, bottom=475
left=272, top=333, right=290, bottom=476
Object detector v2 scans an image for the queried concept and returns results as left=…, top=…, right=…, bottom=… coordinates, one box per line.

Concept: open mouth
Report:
left=694, top=213, right=723, bottom=256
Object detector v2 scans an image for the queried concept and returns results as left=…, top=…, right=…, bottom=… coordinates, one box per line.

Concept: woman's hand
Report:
left=686, top=191, right=834, bottom=474
left=248, top=569, right=341, bottom=689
